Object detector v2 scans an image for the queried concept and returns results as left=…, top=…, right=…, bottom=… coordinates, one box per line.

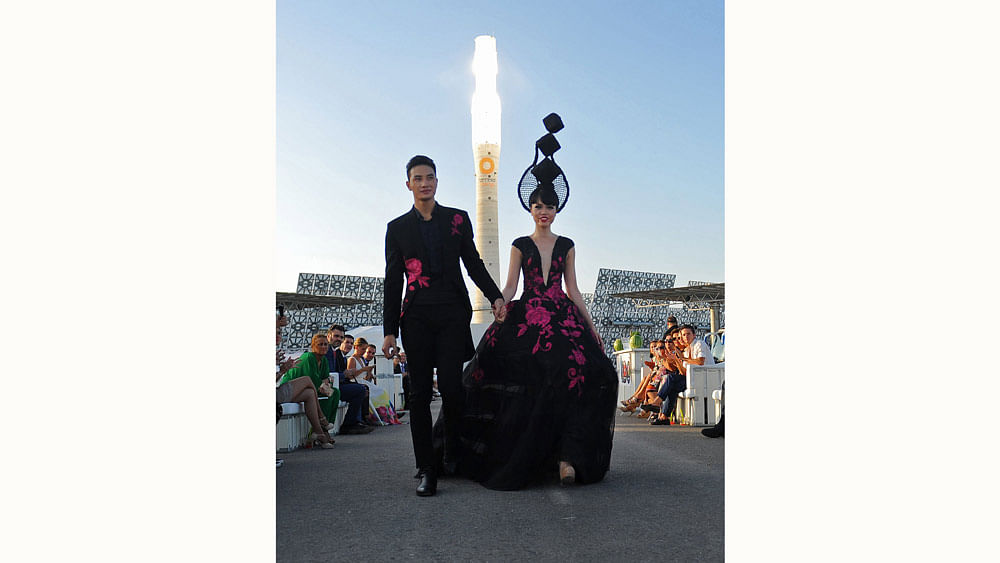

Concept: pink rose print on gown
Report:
left=559, top=317, right=583, bottom=339
left=450, top=213, right=463, bottom=236
left=483, top=323, right=499, bottom=347
left=568, top=347, right=586, bottom=366
left=524, top=299, right=552, bottom=328
left=567, top=367, right=584, bottom=396
left=532, top=325, right=554, bottom=354
left=405, top=258, right=430, bottom=289
left=544, top=282, right=564, bottom=301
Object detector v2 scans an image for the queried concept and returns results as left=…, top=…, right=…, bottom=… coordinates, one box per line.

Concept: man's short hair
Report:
left=680, top=324, right=697, bottom=333
left=667, top=316, right=678, bottom=323
left=327, top=324, right=346, bottom=334
left=406, top=155, right=436, bottom=179
left=344, top=334, right=354, bottom=341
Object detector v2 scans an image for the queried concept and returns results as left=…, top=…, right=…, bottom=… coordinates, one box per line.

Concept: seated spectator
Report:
left=276, top=323, right=335, bottom=448
left=651, top=324, right=715, bottom=426
left=325, top=325, right=374, bottom=435
left=340, top=333, right=355, bottom=358
left=362, top=344, right=379, bottom=383
left=348, top=339, right=400, bottom=425
left=277, top=332, right=342, bottom=442
left=662, top=315, right=678, bottom=338
left=346, top=337, right=377, bottom=383
left=346, top=336, right=381, bottom=428
left=393, top=350, right=410, bottom=411
left=620, top=339, right=663, bottom=412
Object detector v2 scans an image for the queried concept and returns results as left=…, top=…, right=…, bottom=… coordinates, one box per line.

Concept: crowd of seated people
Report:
left=325, top=327, right=375, bottom=435
left=618, top=324, right=721, bottom=429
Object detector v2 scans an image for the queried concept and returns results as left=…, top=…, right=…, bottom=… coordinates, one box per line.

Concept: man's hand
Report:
left=491, top=298, right=507, bottom=323
left=382, top=335, right=397, bottom=359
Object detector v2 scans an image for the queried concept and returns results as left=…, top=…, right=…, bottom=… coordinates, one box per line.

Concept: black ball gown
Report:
left=435, top=236, right=617, bottom=490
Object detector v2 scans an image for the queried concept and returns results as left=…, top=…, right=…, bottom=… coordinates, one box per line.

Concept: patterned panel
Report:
left=283, top=273, right=387, bottom=350
left=280, top=270, right=724, bottom=354
left=584, top=268, right=725, bottom=355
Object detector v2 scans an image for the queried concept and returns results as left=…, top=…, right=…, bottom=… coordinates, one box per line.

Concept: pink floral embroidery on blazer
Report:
left=405, top=258, right=430, bottom=290
left=450, top=213, right=464, bottom=236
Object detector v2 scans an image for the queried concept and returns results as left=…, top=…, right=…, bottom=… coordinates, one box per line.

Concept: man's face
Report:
left=326, top=329, right=344, bottom=349
left=363, top=347, right=375, bottom=360
left=341, top=337, right=354, bottom=354
left=406, top=165, right=438, bottom=203
left=680, top=328, right=696, bottom=347
left=399, top=352, right=406, bottom=362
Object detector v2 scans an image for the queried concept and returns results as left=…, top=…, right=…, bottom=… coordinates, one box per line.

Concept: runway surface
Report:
left=276, top=403, right=724, bottom=562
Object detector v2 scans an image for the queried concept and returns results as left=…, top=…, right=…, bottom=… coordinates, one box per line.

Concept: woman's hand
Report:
left=591, top=326, right=604, bottom=350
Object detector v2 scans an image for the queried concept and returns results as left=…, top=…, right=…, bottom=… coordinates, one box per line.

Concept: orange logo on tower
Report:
left=478, top=157, right=496, bottom=175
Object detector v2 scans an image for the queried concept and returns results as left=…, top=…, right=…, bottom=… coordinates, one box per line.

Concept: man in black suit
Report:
left=382, top=155, right=506, bottom=497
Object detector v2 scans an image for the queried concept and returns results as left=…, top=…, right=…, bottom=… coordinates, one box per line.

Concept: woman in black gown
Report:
left=439, top=185, right=618, bottom=490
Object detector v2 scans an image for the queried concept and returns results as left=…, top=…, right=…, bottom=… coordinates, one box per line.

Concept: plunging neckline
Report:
left=528, top=235, right=561, bottom=287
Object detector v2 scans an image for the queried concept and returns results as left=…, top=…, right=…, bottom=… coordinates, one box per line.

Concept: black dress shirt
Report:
left=410, top=204, right=456, bottom=305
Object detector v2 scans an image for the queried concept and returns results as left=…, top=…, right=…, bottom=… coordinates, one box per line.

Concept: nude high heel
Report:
left=312, top=430, right=335, bottom=449
left=559, top=461, right=575, bottom=486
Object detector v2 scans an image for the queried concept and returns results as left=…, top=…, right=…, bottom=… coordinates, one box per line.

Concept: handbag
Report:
left=318, top=380, right=334, bottom=397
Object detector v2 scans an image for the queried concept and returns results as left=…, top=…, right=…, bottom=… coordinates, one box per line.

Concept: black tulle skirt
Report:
left=434, top=294, right=618, bottom=490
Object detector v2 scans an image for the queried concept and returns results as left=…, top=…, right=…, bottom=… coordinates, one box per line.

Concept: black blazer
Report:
left=383, top=203, right=502, bottom=358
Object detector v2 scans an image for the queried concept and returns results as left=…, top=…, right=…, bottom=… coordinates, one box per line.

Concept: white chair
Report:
left=685, top=364, right=726, bottom=426
left=679, top=388, right=698, bottom=425
left=276, top=402, right=310, bottom=452
left=711, top=388, right=724, bottom=425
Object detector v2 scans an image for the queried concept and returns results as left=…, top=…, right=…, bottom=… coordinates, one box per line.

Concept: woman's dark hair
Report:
left=528, top=185, right=559, bottom=208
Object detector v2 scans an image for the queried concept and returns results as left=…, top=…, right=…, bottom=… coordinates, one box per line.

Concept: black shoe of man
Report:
left=701, top=415, right=724, bottom=438
left=416, top=470, right=437, bottom=497
left=701, top=425, right=724, bottom=438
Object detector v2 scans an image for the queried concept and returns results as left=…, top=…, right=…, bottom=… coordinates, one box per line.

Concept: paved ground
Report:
left=276, top=404, right=724, bottom=562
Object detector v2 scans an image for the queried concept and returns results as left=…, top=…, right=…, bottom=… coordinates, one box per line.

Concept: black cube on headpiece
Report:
left=543, top=113, right=564, bottom=134
left=517, top=113, right=570, bottom=212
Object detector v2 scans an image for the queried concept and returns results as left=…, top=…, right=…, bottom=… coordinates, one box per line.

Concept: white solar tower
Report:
left=470, top=35, right=502, bottom=323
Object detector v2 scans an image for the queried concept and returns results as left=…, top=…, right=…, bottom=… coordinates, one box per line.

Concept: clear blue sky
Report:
left=277, top=0, right=723, bottom=293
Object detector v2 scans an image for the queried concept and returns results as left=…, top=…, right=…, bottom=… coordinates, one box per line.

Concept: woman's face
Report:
left=530, top=201, right=557, bottom=227
left=311, top=336, right=329, bottom=355
left=655, top=342, right=670, bottom=359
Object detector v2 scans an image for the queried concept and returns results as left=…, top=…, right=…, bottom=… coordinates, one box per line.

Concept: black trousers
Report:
left=400, top=303, right=468, bottom=471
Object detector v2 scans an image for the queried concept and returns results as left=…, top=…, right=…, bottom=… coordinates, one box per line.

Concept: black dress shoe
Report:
left=416, top=471, right=437, bottom=496
left=701, top=425, right=723, bottom=438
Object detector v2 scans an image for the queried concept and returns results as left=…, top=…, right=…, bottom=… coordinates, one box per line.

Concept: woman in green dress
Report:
left=278, top=332, right=342, bottom=445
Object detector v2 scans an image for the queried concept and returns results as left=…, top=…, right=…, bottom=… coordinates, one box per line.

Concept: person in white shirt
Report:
left=680, top=324, right=715, bottom=368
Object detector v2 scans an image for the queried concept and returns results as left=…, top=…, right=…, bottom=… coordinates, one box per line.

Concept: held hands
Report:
left=491, top=298, right=508, bottom=323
